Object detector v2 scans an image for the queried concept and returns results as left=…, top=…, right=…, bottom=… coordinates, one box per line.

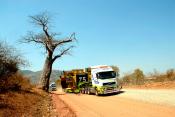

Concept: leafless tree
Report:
left=21, top=12, right=76, bottom=92
left=0, top=41, right=23, bottom=77
left=0, top=41, right=26, bottom=92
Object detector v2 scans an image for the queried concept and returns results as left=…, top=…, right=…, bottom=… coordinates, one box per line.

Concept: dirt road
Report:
left=53, top=89, right=175, bottom=117
left=118, top=89, right=175, bottom=107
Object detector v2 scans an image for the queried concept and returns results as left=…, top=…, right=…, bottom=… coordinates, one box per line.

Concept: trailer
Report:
left=60, top=69, right=88, bottom=93
left=61, top=65, right=121, bottom=95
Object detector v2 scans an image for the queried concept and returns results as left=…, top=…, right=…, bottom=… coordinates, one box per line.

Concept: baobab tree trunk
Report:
left=41, top=56, right=53, bottom=92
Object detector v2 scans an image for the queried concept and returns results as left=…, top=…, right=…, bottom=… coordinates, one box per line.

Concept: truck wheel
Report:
left=84, top=89, right=87, bottom=94
left=82, top=90, right=85, bottom=94
left=85, top=90, right=88, bottom=94
left=95, top=90, right=99, bottom=96
left=87, top=89, right=90, bottom=95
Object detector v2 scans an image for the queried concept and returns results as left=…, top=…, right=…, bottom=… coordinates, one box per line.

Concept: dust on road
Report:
left=118, top=89, right=175, bottom=107
left=52, top=89, right=175, bottom=117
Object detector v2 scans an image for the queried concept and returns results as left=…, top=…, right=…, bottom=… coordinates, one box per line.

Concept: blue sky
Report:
left=0, top=0, right=175, bottom=75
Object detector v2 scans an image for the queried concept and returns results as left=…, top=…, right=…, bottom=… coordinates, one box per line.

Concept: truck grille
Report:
left=103, top=82, right=116, bottom=86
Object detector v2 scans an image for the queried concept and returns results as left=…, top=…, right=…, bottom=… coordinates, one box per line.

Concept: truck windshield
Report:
left=97, top=71, right=116, bottom=79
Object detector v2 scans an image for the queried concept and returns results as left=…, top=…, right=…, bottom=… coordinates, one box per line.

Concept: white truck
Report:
left=61, top=65, right=121, bottom=95
left=83, top=65, right=121, bottom=95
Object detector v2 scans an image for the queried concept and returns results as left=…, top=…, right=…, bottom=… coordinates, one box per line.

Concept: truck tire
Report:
left=95, top=90, right=99, bottom=96
left=87, top=89, right=91, bottom=95
left=81, top=88, right=85, bottom=94
left=85, top=89, right=88, bottom=94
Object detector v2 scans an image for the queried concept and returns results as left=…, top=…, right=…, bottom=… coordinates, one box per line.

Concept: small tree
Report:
left=122, top=74, right=132, bottom=85
left=0, top=41, right=23, bottom=77
left=21, top=12, right=76, bottom=92
left=166, top=69, right=175, bottom=81
left=0, top=41, right=25, bottom=92
left=133, top=69, right=145, bottom=85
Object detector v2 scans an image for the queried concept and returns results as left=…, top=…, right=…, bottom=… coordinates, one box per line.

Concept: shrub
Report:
left=166, top=69, right=175, bottom=81
left=122, top=74, right=132, bottom=85
left=132, top=69, right=145, bottom=85
left=0, top=41, right=30, bottom=92
left=0, top=73, right=32, bottom=92
left=122, top=69, right=145, bottom=85
left=0, top=41, right=23, bottom=77
left=150, top=69, right=175, bottom=82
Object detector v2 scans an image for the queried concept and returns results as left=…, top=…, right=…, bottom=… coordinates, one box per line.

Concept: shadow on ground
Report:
left=50, top=90, right=125, bottom=96
left=99, top=91, right=125, bottom=97
left=50, top=91, right=65, bottom=95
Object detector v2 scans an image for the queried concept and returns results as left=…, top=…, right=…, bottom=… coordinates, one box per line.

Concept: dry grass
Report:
left=0, top=89, right=57, bottom=117
left=0, top=73, right=32, bottom=93
left=0, top=70, right=58, bottom=116
left=123, top=81, right=175, bottom=89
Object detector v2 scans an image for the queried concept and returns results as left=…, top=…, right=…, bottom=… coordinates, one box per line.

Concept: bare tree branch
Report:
left=29, top=12, right=50, bottom=27
left=21, top=32, right=45, bottom=44
left=30, top=12, right=52, bottom=42
left=21, top=32, right=53, bottom=54
left=52, top=33, right=76, bottom=49
left=52, top=45, right=74, bottom=63
left=50, top=32, right=62, bottom=37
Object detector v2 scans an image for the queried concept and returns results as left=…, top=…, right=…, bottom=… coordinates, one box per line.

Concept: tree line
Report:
left=121, top=68, right=175, bottom=86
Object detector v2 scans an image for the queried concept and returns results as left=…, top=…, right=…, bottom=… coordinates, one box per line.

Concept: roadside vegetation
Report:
left=121, top=68, right=175, bottom=88
left=0, top=41, right=29, bottom=92
left=0, top=41, right=56, bottom=117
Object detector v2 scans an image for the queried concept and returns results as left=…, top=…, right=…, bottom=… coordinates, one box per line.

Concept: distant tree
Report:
left=132, top=69, right=145, bottom=85
left=21, top=12, right=76, bottom=92
left=111, top=65, right=120, bottom=77
left=166, top=69, right=175, bottom=81
left=122, top=74, right=132, bottom=85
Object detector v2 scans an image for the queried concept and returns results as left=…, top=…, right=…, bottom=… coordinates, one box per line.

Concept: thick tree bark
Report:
left=41, top=55, right=53, bottom=92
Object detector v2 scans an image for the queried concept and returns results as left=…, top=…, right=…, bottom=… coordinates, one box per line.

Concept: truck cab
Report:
left=89, top=65, right=120, bottom=95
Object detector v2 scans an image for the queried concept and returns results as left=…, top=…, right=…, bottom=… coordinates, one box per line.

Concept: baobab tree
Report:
left=22, top=12, right=76, bottom=92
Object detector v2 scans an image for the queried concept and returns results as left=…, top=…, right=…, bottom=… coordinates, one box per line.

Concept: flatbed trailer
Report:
left=61, top=65, right=122, bottom=95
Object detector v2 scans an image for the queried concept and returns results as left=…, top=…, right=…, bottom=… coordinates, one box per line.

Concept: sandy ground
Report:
left=51, top=85, right=76, bottom=117
left=51, top=93, right=76, bottom=117
left=52, top=89, right=175, bottom=117
left=119, top=89, right=175, bottom=107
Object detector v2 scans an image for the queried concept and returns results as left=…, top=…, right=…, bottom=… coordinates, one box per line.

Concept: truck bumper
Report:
left=103, top=89, right=119, bottom=94
left=98, top=88, right=119, bottom=94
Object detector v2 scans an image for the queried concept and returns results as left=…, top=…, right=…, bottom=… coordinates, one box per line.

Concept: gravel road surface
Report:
left=119, top=89, right=175, bottom=107
left=53, top=89, right=175, bottom=117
